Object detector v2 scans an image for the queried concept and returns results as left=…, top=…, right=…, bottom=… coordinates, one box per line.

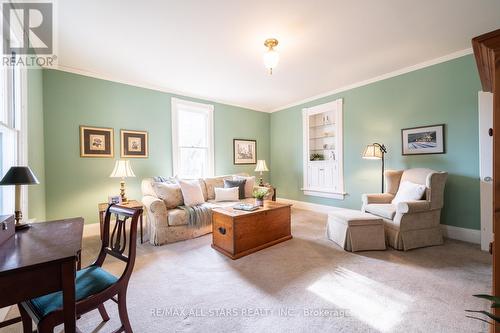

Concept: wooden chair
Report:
left=18, top=204, right=142, bottom=333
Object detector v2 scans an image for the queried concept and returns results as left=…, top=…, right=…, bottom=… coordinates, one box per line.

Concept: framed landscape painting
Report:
left=401, top=124, right=445, bottom=155
left=80, top=126, right=114, bottom=157
left=121, top=129, right=148, bottom=158
left=233, top=139, right=257, bottom=164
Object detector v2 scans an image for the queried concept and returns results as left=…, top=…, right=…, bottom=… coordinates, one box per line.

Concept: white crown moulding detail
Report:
left=43, top=48, right=472, bottom=114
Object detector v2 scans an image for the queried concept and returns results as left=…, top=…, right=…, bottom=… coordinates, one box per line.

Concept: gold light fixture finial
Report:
left=263, top=38, right=279, bottom=74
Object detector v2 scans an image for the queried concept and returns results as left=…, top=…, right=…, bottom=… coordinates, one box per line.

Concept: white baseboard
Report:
left=277, top=197, right=481, bottom=244
left=440, top=224, right=480, bottom=244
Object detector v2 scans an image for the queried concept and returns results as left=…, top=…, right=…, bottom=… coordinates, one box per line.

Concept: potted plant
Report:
left=310, top=153, right=324, bottom=161
left=467, top=294, right=500, bottom=327
left=253, top=188, right=268, bottom=207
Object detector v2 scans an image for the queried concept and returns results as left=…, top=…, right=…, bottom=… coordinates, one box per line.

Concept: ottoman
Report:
left=327, top=209, right=386, bottom=252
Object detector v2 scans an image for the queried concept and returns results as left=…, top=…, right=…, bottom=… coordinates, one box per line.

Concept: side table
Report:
left=98, top=200, right=145, bottom=244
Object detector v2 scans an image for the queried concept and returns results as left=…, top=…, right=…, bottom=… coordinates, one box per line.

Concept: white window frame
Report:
left=171, top=97, right=214, bottom=178
left=0, top=27, right=28, bottom=217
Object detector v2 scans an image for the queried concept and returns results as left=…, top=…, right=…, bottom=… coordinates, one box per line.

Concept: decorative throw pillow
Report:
left=214, top=187, right=239, bottom=202
left=152, top=182, right=184, bottom=209
left=233, top=176, right=256, bottom=198
left=178, top=179, right=205, bottom=206
left=391, top=181, right=426, bottom=205
left=224, top=179, right=246, bottom=199
left=203, top=176, right=231, bottom=200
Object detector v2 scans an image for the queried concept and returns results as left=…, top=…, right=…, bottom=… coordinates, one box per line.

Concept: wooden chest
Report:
left=211, top=202, right=292, bottom=259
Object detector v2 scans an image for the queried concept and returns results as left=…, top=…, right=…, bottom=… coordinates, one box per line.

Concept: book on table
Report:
left=233, top=203, right=260, bottom=211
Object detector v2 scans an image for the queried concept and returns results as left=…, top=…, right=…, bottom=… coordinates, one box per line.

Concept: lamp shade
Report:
left=362, top=144, right=383, bottom=160
left=254, top=160, right=269, bottom=172
left=0, top=166, right=39, bottom=185
left=110, top=160, right=136, bottom=178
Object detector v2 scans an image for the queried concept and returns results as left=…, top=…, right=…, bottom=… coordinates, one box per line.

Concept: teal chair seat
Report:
left=29, top=266, right=118, bottom=317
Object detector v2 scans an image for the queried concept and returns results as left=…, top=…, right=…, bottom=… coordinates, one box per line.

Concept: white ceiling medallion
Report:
left=263, top=38, right=279, bottom=75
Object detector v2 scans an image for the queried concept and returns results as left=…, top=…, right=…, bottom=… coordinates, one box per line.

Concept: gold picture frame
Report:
left=80, top=126, right=114, bottom=158
left=121, top=130, right=149, bottom=158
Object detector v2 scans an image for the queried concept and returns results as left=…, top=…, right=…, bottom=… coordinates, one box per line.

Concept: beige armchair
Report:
left=361, top=168, right=448, bottom=251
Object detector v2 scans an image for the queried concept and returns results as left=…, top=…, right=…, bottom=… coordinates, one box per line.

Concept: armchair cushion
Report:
left=396, top=200, right=431, bottom=214
left=364, top=204, right=396, bottom=220
left=29, top=266, right=118, bottom=317
left=391, top=181, right=426, bottom=205
left=362, top=193, right=394, bottom=205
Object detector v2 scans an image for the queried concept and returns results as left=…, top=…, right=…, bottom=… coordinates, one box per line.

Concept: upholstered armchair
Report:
left=361, top=168, right=448, bottom=251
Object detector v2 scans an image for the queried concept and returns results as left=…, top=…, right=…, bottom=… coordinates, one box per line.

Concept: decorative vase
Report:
left=255, top=198, right=264, bottom=207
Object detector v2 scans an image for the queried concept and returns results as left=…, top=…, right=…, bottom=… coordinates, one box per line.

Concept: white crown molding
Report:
left=43, top=64, right=271, bottom=113
left=46, top=48, right=472, bottom=114
left=277, top=197, right=482, bottom=246
left=271, top=48, right=474, bottom=112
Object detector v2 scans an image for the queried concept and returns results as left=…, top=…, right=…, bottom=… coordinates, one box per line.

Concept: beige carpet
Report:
left=1, top=208, right=492, bottom=333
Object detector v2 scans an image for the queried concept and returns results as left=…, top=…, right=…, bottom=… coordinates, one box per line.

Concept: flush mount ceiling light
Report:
left=263, top=38, right=279, bottom=75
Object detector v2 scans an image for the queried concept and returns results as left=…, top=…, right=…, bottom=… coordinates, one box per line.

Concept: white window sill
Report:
left=301, top=188, right=346, bottom=200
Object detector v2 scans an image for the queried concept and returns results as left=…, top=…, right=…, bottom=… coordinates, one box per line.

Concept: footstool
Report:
left=326, top=209, right=386, bottom=252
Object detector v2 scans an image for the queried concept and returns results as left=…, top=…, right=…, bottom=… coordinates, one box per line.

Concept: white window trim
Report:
left=302, top=98, right=345, bottom=199
left=171, top=97, right=214, bottom=178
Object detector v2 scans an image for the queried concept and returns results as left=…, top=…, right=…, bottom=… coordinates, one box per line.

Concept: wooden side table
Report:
left=98, top=200, right=145, bottom=244
left=262, top=184, right=276, bottom=201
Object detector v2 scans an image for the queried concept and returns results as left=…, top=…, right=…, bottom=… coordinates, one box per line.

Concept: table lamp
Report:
left=110, top=160, right=135, bottom=203
left=0, top=166, right=39, bottom=230
left=254, top=160, right=269, bottom=186
left=362, top=143, right=387, bottom=193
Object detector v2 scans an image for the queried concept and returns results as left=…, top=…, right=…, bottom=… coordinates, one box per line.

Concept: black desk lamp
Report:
left=362, top=143, right=387, bottom=193
left=0, top=166, right=39, bottom=230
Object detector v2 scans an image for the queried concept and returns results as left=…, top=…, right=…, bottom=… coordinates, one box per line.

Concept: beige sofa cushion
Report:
left=233, top=175, right=256, bottom=198
left=203, top=176, right=232, bottom=200
left=364, top=204, right=396, bottom=220
left=179, top=179, right=205, bottom=206
left=167, top=208, right=188, bottom=226
left=153, top=182, right=184, bottom=209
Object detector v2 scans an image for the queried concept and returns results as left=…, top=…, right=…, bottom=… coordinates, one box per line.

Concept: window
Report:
left=0, top=33, right=25, bottom=215
left=171, top=98, right=214, bottom=179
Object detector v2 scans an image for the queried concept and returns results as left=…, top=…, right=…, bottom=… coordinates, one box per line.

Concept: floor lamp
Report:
left=362, top=143, right=387, bottom=193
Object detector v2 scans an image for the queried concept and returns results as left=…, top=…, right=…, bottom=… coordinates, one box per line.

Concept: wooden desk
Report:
left=98, top=200, right=144, bottom=243
left=0, top=216, right=83, bottom=333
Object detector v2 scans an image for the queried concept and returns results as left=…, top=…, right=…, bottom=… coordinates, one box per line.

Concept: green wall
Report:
left=270, top=55, right=481, bottom=230
left=27, top=67, right=46, bottom=220
left=42, top=69, right=269, bottom=224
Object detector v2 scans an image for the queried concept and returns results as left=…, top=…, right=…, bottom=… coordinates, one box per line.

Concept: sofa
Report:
left=361, top=168, right=448, bottom=251
left=141, top=173, right=273, bottom=246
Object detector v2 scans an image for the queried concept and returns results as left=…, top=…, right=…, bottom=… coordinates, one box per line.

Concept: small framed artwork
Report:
left=121, top=130, right=149, bottom=158
left=233, top=139, right=257, bottom=165
left=401, top=124, right=445, bottom=155
left=80, top=125, right=114, bottom=158
left=108, top=195, right=122, bottom=205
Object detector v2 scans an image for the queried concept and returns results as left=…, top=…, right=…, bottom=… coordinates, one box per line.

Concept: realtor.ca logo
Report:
left=2, top=1, right=57, bottom=67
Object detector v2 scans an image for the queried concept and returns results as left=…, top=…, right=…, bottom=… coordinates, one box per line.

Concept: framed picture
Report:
left=233, top=139, right=257, bottom=165
left=121, top=130, right=149, bottom=158
left=80, top=126, right=114, bottom=157
left=401, top=124, right=445, bottom=155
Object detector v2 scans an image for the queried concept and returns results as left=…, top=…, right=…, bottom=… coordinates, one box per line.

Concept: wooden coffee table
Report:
left=211, top=201, right=292, bottom=259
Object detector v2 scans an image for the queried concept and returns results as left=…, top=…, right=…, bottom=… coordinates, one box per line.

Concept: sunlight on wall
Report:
left=307, top=267, right=413, bottom=332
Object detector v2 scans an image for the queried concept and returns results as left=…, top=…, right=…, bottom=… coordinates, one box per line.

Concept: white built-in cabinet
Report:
left=302, top=99, right=345, bottom=199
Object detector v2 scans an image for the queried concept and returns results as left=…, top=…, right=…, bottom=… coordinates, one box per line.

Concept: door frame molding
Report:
left=473, top=28, right=500, bottom=332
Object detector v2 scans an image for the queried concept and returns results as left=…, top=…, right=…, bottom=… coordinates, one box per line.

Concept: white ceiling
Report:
left=57, top=0, right=500, bottom=112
